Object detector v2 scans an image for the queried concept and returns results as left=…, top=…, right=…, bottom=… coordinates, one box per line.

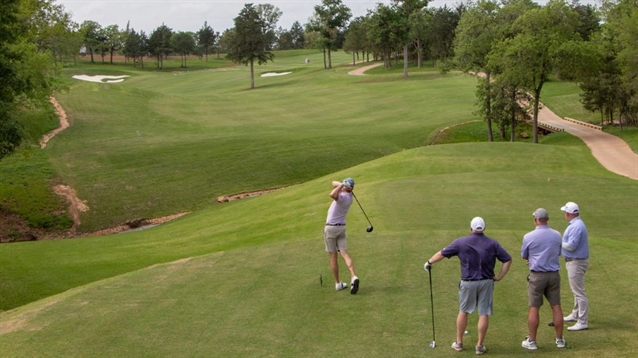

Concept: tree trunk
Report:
left=250, top=59, right=255, bottom=89
left=328, top=47, right=332, bottom=69
left=510, top=89, right=516, bottom=142
left=352, top=52, right=355, bottom=65
left=403, top=44, right=408, bottom=78
left=485, top=73, right=493, bottom=142
left=532, top=86, right=542, bottom=144
left=323, top=47, right=327, bottom=69
left=416, top=40, right=423, bottom=68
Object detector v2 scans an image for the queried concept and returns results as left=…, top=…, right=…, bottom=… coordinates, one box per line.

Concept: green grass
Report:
left=541, top=80, right=600, bottom=123
left=0, top=148, right=71, bottom=231
left=0, top=100, right=72, bottom=238
left=605, top=126, right=638, bottom=153
left=0, top=50, right=637, bottom=357
left=47, top=52, right=480, bottom=231
left=0, top=142, right=636, bottom=357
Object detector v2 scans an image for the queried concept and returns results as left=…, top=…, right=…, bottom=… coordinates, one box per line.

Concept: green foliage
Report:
left=0, top=0, right=57, bottom=159
left=226, top=3, right=275, bottom=88
left=0, top=148, right=72, bottom=231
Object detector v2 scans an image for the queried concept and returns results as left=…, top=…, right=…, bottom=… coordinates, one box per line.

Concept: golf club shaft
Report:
left=352, top=192, right=373, bottom=226
left=429, top=270, right=436, bottom=343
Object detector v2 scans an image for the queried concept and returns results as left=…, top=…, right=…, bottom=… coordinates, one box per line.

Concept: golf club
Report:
left=428, top=268, right=436, bottom=349
left=351, top=191, right=373, bottom=232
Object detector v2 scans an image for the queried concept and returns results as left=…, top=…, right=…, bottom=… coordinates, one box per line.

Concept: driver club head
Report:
left=429, top=341, right=436, bottom=349
left=366, top=226, right=373, bottom=233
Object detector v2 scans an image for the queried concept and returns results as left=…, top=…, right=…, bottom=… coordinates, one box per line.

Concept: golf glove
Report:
left=424, top=261, right=432, bottom=272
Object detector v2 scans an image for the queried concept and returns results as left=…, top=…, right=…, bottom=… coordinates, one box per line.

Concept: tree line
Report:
left=1, top=0, right=636, bottom=159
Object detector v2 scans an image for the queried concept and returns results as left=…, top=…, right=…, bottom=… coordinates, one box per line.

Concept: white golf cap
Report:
left=470, top=217, right=486, bottom=232
left=560, top=202, right=579, bottom=214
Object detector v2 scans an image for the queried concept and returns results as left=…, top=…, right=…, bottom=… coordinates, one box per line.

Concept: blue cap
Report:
left=343, top=178, right=355, bottom=189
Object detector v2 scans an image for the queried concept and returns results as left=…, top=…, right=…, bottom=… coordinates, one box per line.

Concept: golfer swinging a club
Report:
left=424, top=217, right=512, bottom=355
left=324, top=178, right=360, bottom=294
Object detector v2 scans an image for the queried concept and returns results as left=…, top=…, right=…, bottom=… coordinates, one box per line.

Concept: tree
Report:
left=490, top=0, right=581, bottom=143
left=80, top=20, right=101, bottom=63
left=196, top=21, right=218, bottom=61
left=103, top=24, right=122, bottom=64
left=226, top=3, right=275, bottom=89
left=409, top=8, right=431, bottom=68
left=122, top=28, right=148, bottom=67
left=343, top=16, right=368, bottom=64
left=571, top=1, right=601, bottom=40
left=256, top=4, right=283, bottom=51
left=312, top=0, right=352, bottom=69
left=218, top=28, right=235, bottom=57
left=427, top=5, right=461, bottom=66
left=366, top=3, right=402, bottom=68
left=148, top=24, right=173, bottom=69
left=454, top=0, right=502, bottom=141
left=1, top=0, right=56, bottom=159
left=289, top=21, right=305, bottom=49
left=276, top=27, right=293, bottom=50
left=171, top=32, right=196, bottom=68
left=393, top=0, right=429, bottom=78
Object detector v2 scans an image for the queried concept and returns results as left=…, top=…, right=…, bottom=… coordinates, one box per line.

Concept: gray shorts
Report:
left=458, top=279, right=494, bottom=316
left=527, top=271, right=561, bottom=307
left=324, top=225, right=347, bottom=253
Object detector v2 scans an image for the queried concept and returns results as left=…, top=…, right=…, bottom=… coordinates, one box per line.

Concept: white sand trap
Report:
left=261, top=72, right=292, bottom=77
left=72, top=75, right=130, bottom=83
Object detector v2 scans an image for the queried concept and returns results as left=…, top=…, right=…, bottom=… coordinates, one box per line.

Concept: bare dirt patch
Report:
left=40, top=97, right=69, bottom=148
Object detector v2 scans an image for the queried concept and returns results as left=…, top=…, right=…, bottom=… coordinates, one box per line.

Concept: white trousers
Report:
left=566, top=259, right=589, bottom=324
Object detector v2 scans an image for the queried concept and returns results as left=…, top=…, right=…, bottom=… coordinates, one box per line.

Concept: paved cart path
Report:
left=349, top=64, right=638, bottom=180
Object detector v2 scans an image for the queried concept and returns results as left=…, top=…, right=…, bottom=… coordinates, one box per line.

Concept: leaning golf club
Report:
left=428, top=268, right=436, bottom=349
left=352, top=192, right=373, bottom=232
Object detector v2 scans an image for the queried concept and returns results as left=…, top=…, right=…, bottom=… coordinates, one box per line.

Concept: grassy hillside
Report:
left=1, top=142, right=636, bottom=357
left=47, top=51, right=483, bottom=231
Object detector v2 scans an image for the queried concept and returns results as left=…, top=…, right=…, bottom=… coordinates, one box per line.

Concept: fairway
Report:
left=1, top=142, right=637, bottom=357
left=49, top=51, right=480, bottom=232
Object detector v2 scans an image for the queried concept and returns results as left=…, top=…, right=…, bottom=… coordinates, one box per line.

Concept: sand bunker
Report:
left=72, top=75, right=130, bottom=83
left=261, top=72, right=292, bottom=77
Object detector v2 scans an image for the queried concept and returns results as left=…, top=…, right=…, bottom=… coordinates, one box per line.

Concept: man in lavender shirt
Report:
left=521, top=208, right=566, bottom=350
left=324, top=178, right=360, bottom=294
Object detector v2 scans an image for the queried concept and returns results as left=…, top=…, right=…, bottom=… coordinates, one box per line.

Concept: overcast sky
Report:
left=57, top=0, right=600, bottom=35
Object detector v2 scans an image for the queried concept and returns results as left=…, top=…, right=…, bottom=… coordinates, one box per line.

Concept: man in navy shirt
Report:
left=424, top=217, right=512, bottom=355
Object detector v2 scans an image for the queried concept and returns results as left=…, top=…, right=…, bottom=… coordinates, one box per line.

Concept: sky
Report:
left=57, top=0, right=601, bottom=35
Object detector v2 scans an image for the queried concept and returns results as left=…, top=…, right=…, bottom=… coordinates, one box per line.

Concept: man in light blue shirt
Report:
left=560, top=202, right=589, bottom=331
left=521, top=208, right=565, bottom=350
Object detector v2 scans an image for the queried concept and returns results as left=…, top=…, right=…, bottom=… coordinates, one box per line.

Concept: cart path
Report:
left=536, top=105, right=638, bottom=180
left=348, top=65, right=637, bottom=180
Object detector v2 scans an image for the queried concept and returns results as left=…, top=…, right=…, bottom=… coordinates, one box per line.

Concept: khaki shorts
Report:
left=527, top=271, right=561, bottom=307
left=324, top=225, right=347, bottom=253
